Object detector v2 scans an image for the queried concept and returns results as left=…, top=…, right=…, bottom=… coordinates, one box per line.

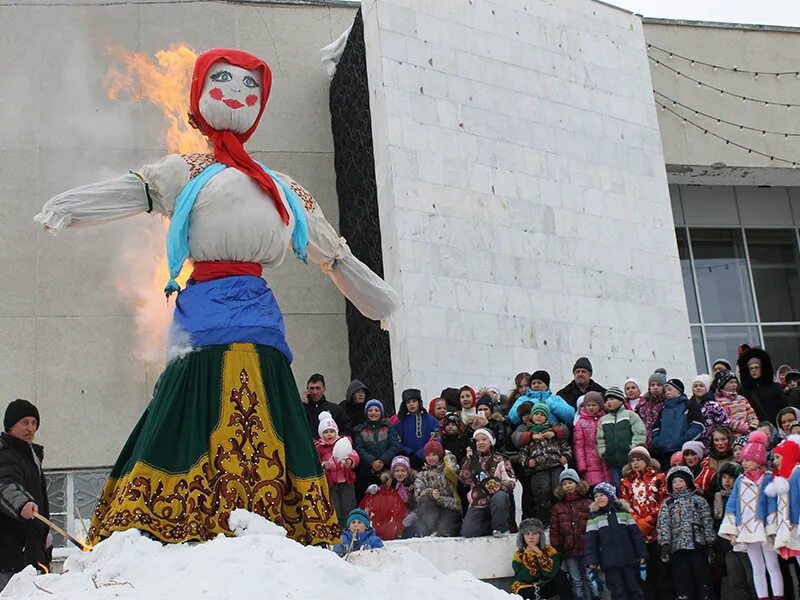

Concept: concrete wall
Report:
left=362, top=0, right=697, bottom=401
left=0, top=1, right=358, bottom=468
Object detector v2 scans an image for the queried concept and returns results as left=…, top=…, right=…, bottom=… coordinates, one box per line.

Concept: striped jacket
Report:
left=585, top=500, right=647, bottom=570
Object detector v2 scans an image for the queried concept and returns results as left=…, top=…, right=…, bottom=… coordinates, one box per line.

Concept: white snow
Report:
left=0, top=510, right=513, bottom=600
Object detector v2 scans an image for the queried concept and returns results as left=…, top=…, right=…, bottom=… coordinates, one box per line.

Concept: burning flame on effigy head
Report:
left=104, top=44, right=206, bottom=364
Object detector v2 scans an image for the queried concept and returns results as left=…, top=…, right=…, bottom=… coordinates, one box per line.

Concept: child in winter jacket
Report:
left=681, top=440, right=715, bottom=495
left=585, top=482, right=647, bottom=600
left=520, top=403, right=571, bottom=523
left=387, top=455, right=416, bottom=510
left=474, top=395, right=510, bottom=452
left=618, top=446, right=668, bottom=600
left=574, top=392, right=612, bottom=486
left=690, top=374, right=731, bottom=450
left=715, top=371, right=759, bottom=435
left=635, top=373, right=666, bottom=448
left=550, top=469, right=597, bottom=600
left=650, top=379, right=704, bottom=467
left=315, top=412, right=360, bottom=527
left=702, top=425, right=735, bottom=479
left=404, top=440, right=461, bottom=537
left=656, top=466, right=715, bottom=600
left=512, top=518, right=573, bottom=600
left=623, top=378, right=644, bottom=413
left=712, top=462, right=756, bottom=600
left=440, top=412, right=470, bottom=465
left=394, top=388, right=440, bottom=469
left=718, top=431, right=783, bottom=600
left=596, top=387, right=646, bottom=487
left=353, top=399, right=402, bottom=498
left=331, top=508, right=384, bottom=556
left=766, top=435, right=800, bottom=560
left=458, top=385, right=479, bottom=428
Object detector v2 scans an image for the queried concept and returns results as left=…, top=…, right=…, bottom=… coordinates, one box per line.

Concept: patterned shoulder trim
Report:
left=289, top=181, right=317, bottom=213
left=181, top=153, right=216, bottom=179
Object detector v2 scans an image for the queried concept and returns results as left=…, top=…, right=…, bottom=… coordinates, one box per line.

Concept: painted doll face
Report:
left=199, top=61, right=262, bottom=134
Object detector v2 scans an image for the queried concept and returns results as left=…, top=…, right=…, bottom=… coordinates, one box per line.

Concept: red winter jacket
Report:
left=315, top=436, right=359, bottom=486
left=618, top=464, right=667, bottom=544
left=549, top=487, right=592, bottom=557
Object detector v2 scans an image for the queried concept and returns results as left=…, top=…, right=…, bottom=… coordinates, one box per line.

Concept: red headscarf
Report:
left=189, top=49, right=289, bottom=224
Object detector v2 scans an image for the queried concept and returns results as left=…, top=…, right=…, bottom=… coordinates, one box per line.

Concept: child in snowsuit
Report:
left=574, top=391, right=612, bottom=487
left=596, top=387, right=646, bottom=488
left=315, top=411, right=360, bottom=528
left=405, top=440, right=461, bottom=537
left=718, top=431, right=783, bottom=600
left=550, top=469, right=598, bottom=600
left=657, top=466, right=715, bottom=600
left=713, top=462, right=756, bottom=600
left=715, top=371, right=759, bottom=436
left=585, top=482, right=647, bottom=600
left=520, top=403, right=571, bottom=524
left=512, top=518, right=574, bottom=600
left=331, top=508, right=384, bottom=556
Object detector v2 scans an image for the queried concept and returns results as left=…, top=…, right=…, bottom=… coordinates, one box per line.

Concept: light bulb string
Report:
left=647, top=43, right=800, bottom=77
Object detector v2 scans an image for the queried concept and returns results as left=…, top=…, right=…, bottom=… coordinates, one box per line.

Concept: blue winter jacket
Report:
left=650, top=394, right=704, bottom=453
left=584, top=501, right=647, bottom=570
left=394, top=413, right=441, bottom=459
left=354, top=419, right=402, bottom=466
left=332, top=527, right=384, bottom=556
left=508, top=389, right=575, bottom=426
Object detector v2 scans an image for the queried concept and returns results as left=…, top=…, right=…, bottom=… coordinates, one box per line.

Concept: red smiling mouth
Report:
left=223, top=98, right=244, bottom=109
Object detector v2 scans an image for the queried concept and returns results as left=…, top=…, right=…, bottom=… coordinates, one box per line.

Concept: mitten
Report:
left=366, top=484, right=379, bottom=495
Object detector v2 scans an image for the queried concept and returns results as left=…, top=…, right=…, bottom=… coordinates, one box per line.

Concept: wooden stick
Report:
left=73, top=504, right=89, bottom=541
left=33, top=512, right=87, bottom=550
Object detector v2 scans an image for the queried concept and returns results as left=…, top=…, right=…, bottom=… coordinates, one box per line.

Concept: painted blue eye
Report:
left=243, top=75, right=259, bottom=89
left=210, top=70, right=232, bottom=82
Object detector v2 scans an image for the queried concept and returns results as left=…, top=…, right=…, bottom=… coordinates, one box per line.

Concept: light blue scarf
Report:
left=164, top=162, right=309, bottom=295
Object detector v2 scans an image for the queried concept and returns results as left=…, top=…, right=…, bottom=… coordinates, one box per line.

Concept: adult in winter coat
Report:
left=0, top=400, right=50, bottom=591
left=305, top=374, right=353, bottom=440
left=649, top=379, right=704, bottom=466
left=394, top=389, right=440, bottom=469
left=557, top=357, right=607, bottom=409
left=550, top=469, right=595, bottom=600
left=738, top=346, right=787, bottom=423
left=339, top=379, right=372, bottom=430
left=634, top=373, right=667, bottom=448
left=574, top=392, right=612, bottom=486
left=353, top=399, right=401, bottom=499
left=689, top=374, right=730, bottom=450
left=508, top=370, right=575, bottom=426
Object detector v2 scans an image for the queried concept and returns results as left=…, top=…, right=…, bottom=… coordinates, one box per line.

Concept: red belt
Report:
left=191, top=261, right=262, bottom=282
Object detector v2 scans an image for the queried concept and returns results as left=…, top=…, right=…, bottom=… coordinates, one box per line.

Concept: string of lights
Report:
left=647, top=43, right=800, bottom=77
left=654, top=99, right=799, bottom=166
left=649, top=56, right=800, bottom=107
left=653, top=91, right=800, bottom=138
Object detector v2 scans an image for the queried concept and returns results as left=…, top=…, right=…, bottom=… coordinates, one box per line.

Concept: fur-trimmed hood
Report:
left=738, top=346, right=777, bottom=389
left=553, top=480, right=590, bottom=499
left=621, top=458, right=661, bottom=478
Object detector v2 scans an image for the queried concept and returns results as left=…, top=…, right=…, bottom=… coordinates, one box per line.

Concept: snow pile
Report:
left=1, top=511, right=512, bottom=600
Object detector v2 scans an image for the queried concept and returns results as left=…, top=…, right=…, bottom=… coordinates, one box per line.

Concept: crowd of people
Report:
left=310, top=344, right=800, bottom=600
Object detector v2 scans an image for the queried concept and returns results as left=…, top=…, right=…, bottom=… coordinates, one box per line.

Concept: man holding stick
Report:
left=0, top=399, right=50, bottom=590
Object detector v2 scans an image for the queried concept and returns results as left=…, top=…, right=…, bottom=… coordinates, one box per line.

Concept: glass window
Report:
left=705, top=326, right=761, bottom=370
left=45, top=473, right=68, bottom=548
left=677, top=228, right=700, bottom=323
left=746, top=229, right=800, bottom=323
left=763, top=325, right=800, bottom=370
left=690, top=228, right=757, bottom=323
left=691, top=326, right=706, bottom=373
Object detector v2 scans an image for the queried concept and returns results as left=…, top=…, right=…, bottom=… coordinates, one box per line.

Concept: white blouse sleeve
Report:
left=280, top=175, right=399, bottom=325
left=34, top=154, right=190, bottom=230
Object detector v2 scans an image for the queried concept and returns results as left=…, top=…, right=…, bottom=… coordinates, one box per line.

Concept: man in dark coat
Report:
left=339, top=379, right=373, bottom=430
left=556, top=357, right=606, bottom=408
left=737, top=347, right=786, bottom=423
left=303, top=374, right=352, bottom=440
left=0, top=399, right=50, bottom=591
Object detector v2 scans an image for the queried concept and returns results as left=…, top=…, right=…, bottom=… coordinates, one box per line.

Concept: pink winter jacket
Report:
left=574, top=407, right=612, bottom=486
left=315, top=436, right=360, bottom=486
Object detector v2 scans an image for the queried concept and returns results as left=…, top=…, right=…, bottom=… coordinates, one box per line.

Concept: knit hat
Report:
left=741, top=430, right=769, bottom=465
left=594, top=482, right=616, bottom=502
left=667, top=466, right=696, bottom=492
left=580, top=391, right=603, bottom=409
left=472, top=427, right=496, bottom=446
left=317, top=411, right=338, bottom=437
left=530, top=370, right=551, bottom=388
left=628, top=446, right=651, bottom=463
left=716, top=370, right=738, bottom=391
left=665, top=378, right=685, bottom=395
left=603, top=387, right=625, bottom=402
left=648, top=372, right=667, bottom=386
left=624, top=377, right=642, bottom=395
left=670, top=451, right=684, bottom=467
left=4, top=399, right=39, bottom=432
left=476, top=395, right=493, bottom=410
left=691, top=374, right=713, bottom=393
left=712, top=358, right=732, bottom=372
left=517, top=518, right=545, bottom=550
left=531, top=403, right=550, bottom=420
left=345, top=508, right=371, bottom=529
left=402, top=388, right=422, bottom=403
left=655, top=367, right=667, bottom=376
left=517, top=401, right=534, bottom=418
left=364, top=399, right=384, bottom=418
left=423, top=439, right=445, bottom=460
left=732, top=435, right=749, bottom=449
left=786, top=371, right=800, bottom=385
left=443, top=412, right=461, bottom=428
left=573, top=357, right=593, bottom=374
left=681, top=440, right=705, bottom=459
left=560, top=468, right=580, bottom=484
left=391, top=455, right=411, bottom=475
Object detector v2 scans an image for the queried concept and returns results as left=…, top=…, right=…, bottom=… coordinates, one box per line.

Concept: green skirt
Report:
left=88, top=343, right=339, bottom=545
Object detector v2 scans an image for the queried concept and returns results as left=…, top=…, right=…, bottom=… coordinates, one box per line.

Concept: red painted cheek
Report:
left=245, top=94, right=258, bottom=107
left=209, top=87, right=224, bottom=100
